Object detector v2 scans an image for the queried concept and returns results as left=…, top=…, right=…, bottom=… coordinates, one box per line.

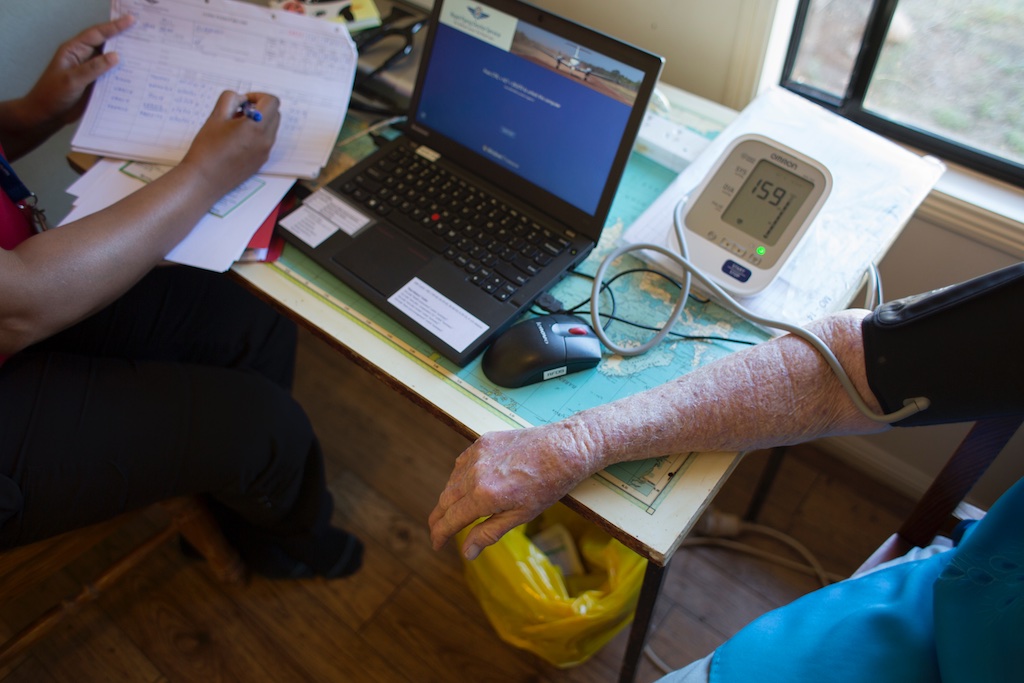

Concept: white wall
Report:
left=1, top=0, right=109, bottom=223
left=4, top=0, right=1020, bottom=506
left=532, top=0, right=769, bottom=108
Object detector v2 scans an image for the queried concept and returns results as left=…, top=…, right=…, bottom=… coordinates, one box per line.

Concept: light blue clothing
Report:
left=932, top=478, right=1024, bottom=681
left=702, top=476, right=1024, bottom=683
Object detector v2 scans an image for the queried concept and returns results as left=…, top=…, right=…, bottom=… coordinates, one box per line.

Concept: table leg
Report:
left=743, top=445, right=787, bottom=522
left=618, top=559, right=668, bottom=683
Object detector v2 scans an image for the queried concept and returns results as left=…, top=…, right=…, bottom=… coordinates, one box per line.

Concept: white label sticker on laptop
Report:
left=279, top=188, right=370, bottom=248
left=389, top=278, right=490, bottom=353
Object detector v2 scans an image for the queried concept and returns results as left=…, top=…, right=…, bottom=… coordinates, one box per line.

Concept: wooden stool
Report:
left=0, top=496, right=245, bottom=664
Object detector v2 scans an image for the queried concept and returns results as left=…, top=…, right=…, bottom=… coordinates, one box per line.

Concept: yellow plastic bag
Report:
left=456, top=503, right=647, bottom=668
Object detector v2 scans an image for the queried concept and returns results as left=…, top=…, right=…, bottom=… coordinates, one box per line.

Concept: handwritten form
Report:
left=72, top=0, right=358, bottom=179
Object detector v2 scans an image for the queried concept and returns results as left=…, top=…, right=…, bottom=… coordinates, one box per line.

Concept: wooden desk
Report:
left=234, top=250, right=746, bottom=678
left=65, top=91, right=735, bottom=676
left=232, top=259, right=745, bottom=562
left=67, top=86, right=745, bottom=568
left=71, top=82, right=917, bottom=681
left=228, top=85, right=747, bottom=683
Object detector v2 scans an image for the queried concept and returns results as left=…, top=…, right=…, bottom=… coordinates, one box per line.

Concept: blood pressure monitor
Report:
left=681, top=134, right=832, bottom=296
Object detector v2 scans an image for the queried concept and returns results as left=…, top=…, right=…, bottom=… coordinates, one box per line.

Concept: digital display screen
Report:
left=721, top=159, right=815, bottom=246
left=416, top=1, right=646, bottom=216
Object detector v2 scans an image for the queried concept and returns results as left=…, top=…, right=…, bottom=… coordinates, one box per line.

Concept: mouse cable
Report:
left=589, top=196, right=929, bottom=424
left=579, top=265, right=710, bottom=306
left=540, top=268, right=622, bottom=328
left=576, top=310, right=758, bottom=346
left=554, top=266, right=685, bottom=329
left=558, top=269, right=756, bottom=346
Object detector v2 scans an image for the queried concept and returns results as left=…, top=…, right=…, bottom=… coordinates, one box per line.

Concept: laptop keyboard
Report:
left=335, top=141, right=573, bottom=302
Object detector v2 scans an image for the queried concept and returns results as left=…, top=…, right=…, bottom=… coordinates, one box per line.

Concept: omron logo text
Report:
left=771, top=152, right=797, bottom=169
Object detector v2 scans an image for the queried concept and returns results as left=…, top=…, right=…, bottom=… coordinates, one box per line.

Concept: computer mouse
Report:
left=482, top=314, right=603, bottom=388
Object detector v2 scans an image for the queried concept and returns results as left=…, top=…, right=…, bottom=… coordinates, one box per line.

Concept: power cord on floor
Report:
left=684, top=508, right=842, bottom=586
left=642, top=507, right=842, bottom=675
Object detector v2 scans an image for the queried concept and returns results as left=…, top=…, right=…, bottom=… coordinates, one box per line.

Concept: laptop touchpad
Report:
left=331, top=224, right=430, bottom=295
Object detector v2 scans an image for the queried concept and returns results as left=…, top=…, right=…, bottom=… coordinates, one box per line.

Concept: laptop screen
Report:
left=413, top=0, right=651, bottom=218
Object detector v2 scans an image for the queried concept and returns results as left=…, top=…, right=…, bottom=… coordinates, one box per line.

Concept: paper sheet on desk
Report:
left=623, top=88, right=946, bottom=330
left=62, top=159, right=294, bottom=272
left=71, top=0, right=357, bottom=179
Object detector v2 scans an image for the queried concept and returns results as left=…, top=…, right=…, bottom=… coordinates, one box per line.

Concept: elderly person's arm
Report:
left=430, top=309, right=889, bottom=560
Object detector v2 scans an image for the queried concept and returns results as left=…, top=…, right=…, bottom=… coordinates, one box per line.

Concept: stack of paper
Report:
left=74, top=0, right=358, bottom=179
left=64, top=160, right=295, bottom=272
left=63, top=0, right=359, bottom=272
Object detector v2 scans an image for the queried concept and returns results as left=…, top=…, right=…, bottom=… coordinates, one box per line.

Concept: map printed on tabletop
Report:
left=450, top=167, right=769, bottom=512
left=268, top=93, right=765, bottom=514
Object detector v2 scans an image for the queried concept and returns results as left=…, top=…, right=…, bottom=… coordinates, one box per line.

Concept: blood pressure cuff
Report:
left=861, top=262, right=1024, bottom=427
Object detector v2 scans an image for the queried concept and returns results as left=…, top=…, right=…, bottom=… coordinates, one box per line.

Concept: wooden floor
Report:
left=0, top=328, right=915, bottom=682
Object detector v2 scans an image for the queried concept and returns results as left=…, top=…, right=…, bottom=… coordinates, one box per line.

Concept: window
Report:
left=781, top=0, right=1024, bottom=188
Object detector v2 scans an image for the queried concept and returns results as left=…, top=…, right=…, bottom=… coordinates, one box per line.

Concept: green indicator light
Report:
left=756, top=246, right=766, bottom=256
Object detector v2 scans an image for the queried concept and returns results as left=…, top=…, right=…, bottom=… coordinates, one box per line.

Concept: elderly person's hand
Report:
left=428, top=420, right=604, bottom=560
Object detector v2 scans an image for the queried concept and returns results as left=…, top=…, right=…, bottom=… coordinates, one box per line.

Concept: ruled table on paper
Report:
left=73, top=0, right=357, bottom=179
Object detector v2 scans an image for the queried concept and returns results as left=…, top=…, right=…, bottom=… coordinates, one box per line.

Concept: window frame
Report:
left=780, top=0, right=1024, bottom=189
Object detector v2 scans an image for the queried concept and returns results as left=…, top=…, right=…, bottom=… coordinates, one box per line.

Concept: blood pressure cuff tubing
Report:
left=861, top=262, right=1024, bottom=427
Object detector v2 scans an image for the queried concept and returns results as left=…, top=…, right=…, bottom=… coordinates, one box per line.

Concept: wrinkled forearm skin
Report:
left=429, top=309, right=888, bottom=559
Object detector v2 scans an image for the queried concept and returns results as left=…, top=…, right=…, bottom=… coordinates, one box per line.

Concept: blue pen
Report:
left=239, top=100, right=262, bottom=122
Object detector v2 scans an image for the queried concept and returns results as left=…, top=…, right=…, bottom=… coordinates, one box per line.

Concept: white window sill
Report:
left=753, top=1, right=1023, bottom=260
left=917, top=162, right=1024, bottom=259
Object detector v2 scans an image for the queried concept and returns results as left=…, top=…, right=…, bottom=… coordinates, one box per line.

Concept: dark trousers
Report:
left=0, top=267, right=331, bottom=550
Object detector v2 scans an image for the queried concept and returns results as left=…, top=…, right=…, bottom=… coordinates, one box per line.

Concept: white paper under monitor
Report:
left=622, top=87, right=945, bottom=330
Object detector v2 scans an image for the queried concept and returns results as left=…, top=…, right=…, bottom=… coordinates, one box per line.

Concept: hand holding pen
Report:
left=239, top=100, right=263, bottom=122
left=183, top=91, right=281, bottom=192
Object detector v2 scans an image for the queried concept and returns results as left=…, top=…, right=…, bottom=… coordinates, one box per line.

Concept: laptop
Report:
left=277, top=0, right=663, bottom=366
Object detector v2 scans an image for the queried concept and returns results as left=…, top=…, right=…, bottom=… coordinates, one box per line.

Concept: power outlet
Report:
left=634, top=111, right=713, bottom=173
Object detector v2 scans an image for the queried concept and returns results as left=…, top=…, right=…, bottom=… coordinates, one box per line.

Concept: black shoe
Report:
left=281, top=526, right=364, bottom=579
left=178, top=535, right=313, bottom=579
left=179, top=527, right=363, bottom=580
